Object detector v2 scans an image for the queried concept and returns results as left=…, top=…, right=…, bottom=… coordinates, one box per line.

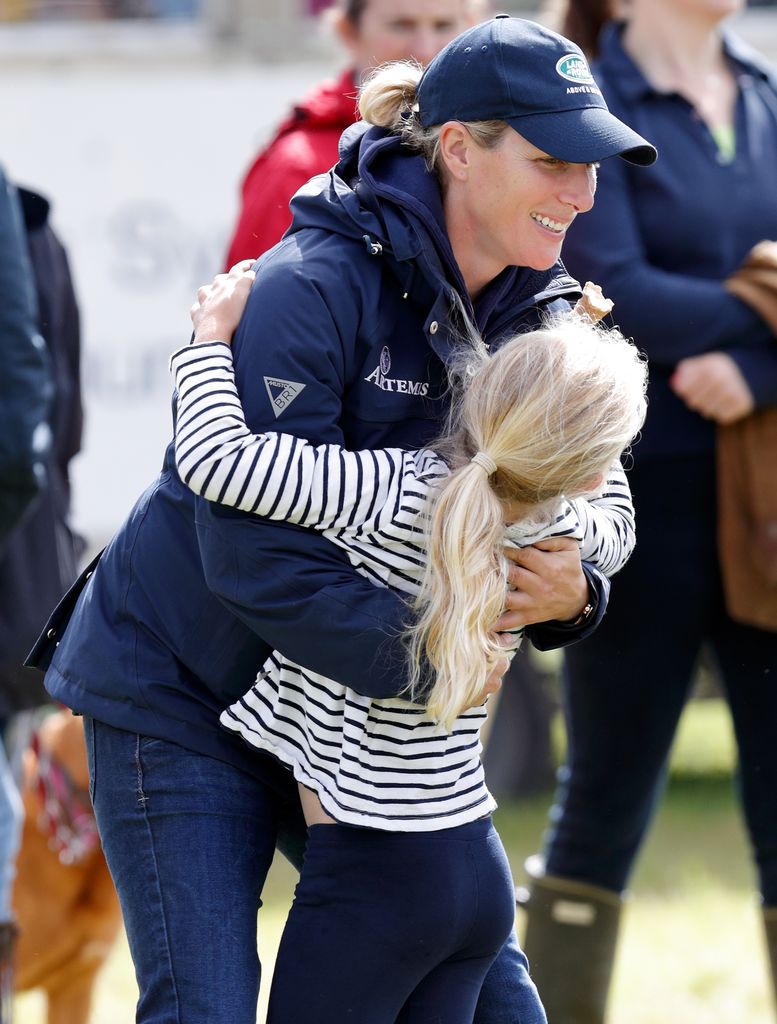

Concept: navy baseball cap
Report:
left=416, top=16, right=657, bottom=166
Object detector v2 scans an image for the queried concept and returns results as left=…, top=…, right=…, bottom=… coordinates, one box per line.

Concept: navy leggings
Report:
left=267, top=817, right=517, bottom=1024
left=546, top=453, right=777, bottom=902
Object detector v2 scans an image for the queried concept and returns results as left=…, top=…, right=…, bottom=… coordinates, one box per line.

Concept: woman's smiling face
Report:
left=470, top=130, right=597, bottom=278
left=453, top=128, right=599, bottom=289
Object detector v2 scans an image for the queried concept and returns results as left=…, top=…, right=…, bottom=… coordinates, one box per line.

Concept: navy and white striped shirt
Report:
left=171, top=342, right=636, bottom=830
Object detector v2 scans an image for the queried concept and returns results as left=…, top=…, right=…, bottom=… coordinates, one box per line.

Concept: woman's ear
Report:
left=332, top=10, right=360, bottom=59
left=438, top=122, right=472, bottom=182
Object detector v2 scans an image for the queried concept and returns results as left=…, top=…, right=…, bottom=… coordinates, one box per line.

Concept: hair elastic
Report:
left=471, top=451, right=497, bottom=476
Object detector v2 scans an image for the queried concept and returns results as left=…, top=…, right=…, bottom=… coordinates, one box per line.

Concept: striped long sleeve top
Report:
left=171, top=342, right=636, bottom=830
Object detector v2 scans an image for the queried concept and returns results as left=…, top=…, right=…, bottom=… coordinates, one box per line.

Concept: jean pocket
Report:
left=83, top=716, right=97, bottom=803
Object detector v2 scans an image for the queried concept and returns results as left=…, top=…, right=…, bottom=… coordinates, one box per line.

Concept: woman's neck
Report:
left=622, top=3, right=737, bottom=125
left=444, top=205, right=498, bottom=300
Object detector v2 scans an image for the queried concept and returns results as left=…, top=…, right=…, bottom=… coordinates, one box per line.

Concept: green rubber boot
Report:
left=762, top=906, right=777, bottom=1015
left=518, top=859, right=623, bottom=1024
left=0, top=921, right=17, bottom=1024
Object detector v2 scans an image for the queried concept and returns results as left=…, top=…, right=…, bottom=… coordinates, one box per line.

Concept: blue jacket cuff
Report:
left=525, top=562, right=610, bottom=652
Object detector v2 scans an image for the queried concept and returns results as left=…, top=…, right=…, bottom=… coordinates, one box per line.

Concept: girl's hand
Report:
left=190, top=260, right=256, bottom=345
left=463, top=652, right=511, bottom=710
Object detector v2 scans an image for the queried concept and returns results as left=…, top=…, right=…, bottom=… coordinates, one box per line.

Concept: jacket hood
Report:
left=287, top=122, right=580, bottom=335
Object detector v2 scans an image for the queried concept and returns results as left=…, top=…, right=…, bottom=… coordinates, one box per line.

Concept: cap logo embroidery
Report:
left=263, top=376, right=306, bottom=418
left=555, top=54, right=594, bottom=84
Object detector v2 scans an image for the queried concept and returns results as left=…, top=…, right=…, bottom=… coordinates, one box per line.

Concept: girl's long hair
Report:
left=407, top=314, right=647, bottom=729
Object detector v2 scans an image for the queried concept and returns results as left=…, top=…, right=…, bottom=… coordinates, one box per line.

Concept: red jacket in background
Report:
left=224, top=68, right=358, bottom=269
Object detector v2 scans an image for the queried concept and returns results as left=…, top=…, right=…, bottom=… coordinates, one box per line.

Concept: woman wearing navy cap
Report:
left=522, top=1, right=777, bottom=1021
left=36, top=15, right=654, bottom=1024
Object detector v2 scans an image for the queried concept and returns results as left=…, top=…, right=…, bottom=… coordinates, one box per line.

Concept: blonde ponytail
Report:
left=358, top=63, right=510, bottom=181
left=358, top=62, right=422, bottom=132
left=408, top=313, right=648, bottom=730
left=409, top=460, right=509, bottom=730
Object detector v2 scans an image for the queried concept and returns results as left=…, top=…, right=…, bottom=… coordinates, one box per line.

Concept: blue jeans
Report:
left=85, top=718, right=285, bottom=1023
left=0, top=731, right=22, bottom=921
left=85, top=718, right=545, bottom=1023
left=546, top=454, right=777, bottom=902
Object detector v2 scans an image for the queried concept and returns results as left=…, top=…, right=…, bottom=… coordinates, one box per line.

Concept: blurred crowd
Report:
left=0, top=0, right=197, bottom=21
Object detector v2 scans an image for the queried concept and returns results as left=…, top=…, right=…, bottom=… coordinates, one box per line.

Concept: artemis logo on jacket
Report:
left=364, top=347, right=429, bottom=396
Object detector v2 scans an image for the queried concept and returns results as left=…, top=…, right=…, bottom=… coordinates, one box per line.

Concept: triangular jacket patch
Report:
left=263, top=376, right=306, bottom=418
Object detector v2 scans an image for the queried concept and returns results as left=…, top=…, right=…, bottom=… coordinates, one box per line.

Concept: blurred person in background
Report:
left=0, top=171, right=50, bottom=552
left=2, top=185, right=82, bottom=1024
left=224, top=0, right=488, bottom=268
left=0, top=186, right=83, bottom=747
left=521, top=2, right=777, bottom=1021
left=0, top=167, right=53, bottom=1022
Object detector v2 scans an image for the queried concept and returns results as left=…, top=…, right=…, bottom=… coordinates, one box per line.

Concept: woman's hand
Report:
left=671, top=352, right=754, bottom=424
left=496, top=537, right=589, bottom=630
left=190, top=260, right=256, bottom=345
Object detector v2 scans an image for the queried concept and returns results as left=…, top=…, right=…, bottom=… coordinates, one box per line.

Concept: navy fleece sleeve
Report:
left=562, top=157, right=772, bottom=368
left=197, top=502, right=411, bottom=698
left=196, top=242, right=415, bottom=698
left=726, top=346, right=777, bottom=410
left=525, top=564, right=609, bottom=651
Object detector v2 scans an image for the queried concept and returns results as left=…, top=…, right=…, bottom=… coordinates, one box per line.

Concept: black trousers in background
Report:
left=546, top=452, right=777, bottom=903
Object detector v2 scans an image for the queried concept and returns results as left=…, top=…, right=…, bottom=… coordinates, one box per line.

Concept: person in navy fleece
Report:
left=523, top=1, right=777, bottom=1021
left=31, top=17, right=655, bottom=1024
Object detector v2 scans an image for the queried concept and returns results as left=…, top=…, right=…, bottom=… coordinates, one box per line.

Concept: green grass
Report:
left=17, top=698, right=774, bottom=1023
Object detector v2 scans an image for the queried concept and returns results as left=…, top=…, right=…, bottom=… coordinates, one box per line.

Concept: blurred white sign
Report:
left=0, top=39, right=330, bottom=548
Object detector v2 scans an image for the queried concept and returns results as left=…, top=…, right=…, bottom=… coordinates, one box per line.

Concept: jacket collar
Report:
left=597, top=20, right=776, bottom=103
left=352, top=127, right=578, bottom=334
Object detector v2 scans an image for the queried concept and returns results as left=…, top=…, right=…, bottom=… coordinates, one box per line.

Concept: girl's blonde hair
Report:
left=358, top=61, right=508, bottom=180
left=408, top=314, right=648, bottom=729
